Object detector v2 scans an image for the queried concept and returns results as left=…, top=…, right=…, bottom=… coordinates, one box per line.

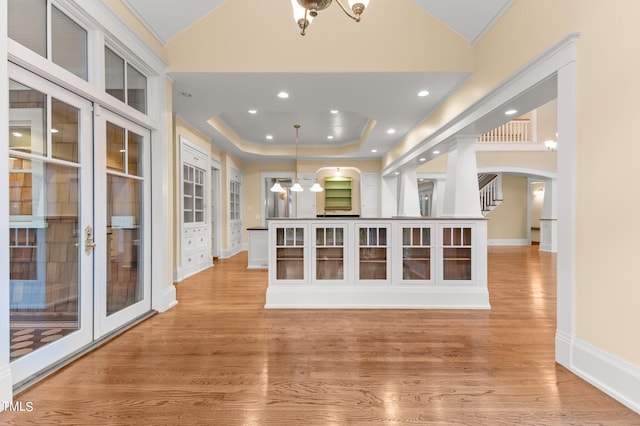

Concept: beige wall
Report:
left=401, top=0, right=640, bottom=365
left=166, top=0, right=473, bottom=73
left=418, top=151, right=557, bottom=175
left=486, top=175, right=528, bottom=240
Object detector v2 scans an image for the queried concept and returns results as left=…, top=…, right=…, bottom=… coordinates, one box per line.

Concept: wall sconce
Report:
left=534, top=188, right=544, bottom=197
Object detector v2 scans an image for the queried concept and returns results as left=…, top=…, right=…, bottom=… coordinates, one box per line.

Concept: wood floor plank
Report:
left=2, top=246, right=639, bottom=425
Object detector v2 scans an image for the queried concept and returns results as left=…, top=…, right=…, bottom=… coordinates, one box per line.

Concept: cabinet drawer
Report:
left=196, top=233, right=207, bottom=248
left=184, top=236, right=195, bottom=252
left=196, top=249, right=209, bottom=264
left=183, top=253, right=195, bottom=268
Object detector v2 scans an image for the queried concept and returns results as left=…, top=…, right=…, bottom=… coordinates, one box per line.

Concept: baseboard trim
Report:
left=0, top=365, right=13, bottom=410
left=265, top=286, right=491, bottom=310
left=555, top=329, right=572, bottom=368
left=570, top=337, right=640, bottom=414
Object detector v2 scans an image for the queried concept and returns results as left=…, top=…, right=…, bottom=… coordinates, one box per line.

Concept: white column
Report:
left=149, top=76, right=177, bottom=312
left=555, top=59, right=577, bottom=368
left=431, top=177, right=446, bottom=217
left=380, top=175, right=398, bottom=217
left=539, top=178, right=558, bottom=253
left=442, top=136, right=482, bottom=218
left=0, top=0, right=14, bottom=405
left=397, top=168, right=421, bottom=217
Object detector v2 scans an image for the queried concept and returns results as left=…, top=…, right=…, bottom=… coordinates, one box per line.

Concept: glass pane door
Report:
left=8, top=67, right=94, bottom=384
left=93, top=109, right=151, bottom=338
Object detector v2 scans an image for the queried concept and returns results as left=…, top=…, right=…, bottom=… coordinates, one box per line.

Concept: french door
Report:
left=93, top=108, right=151, bottom=338
left=8, top=64, right=152, bottom=384
left=8, top=65, right=94, bottom=383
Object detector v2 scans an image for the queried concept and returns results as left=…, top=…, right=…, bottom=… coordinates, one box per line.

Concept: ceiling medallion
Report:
left=291, top=0, right=370, bottom=36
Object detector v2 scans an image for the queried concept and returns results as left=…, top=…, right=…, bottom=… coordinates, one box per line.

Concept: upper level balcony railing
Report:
left=477, top=119, right=531, bottom=143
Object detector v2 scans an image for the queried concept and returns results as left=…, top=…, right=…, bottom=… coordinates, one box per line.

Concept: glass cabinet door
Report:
left=442, top=226, right=473, bottom=281
left=274, top=226, right=305, bottom=281
left=357, top=224, right=390, bottom=283
left=313, top=225, right=346, bottom=282
left=400, top=225, right=432, bottom=282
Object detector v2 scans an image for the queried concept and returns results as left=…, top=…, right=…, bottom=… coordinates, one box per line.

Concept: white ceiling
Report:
left=123, top=0, right=513, bottom=45
left=123, top=0, right=516, bottom=163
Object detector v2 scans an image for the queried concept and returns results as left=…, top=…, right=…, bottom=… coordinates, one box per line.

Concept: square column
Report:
left=442, top=136, right=482, bottom=218
left=397, top=168, right=421, bottom=217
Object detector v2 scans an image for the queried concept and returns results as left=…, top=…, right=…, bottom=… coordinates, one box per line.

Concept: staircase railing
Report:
left=479, top=174, right=502, bottom=214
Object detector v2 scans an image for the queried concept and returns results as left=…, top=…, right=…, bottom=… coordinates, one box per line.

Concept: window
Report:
left=8, top=0, right=88, bottom=80
left=104, top=47, right=147, bottom=114
left=105, top=47, right=125, bottom=102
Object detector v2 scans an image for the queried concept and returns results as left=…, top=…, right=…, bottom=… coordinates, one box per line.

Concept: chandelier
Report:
left=291, top=0, right=370, bottom=36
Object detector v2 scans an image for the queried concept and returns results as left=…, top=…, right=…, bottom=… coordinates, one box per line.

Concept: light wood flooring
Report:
left=3, top=246, right=639, bottom=425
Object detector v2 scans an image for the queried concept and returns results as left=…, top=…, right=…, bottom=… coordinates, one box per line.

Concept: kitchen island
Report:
left=265, top=217, right=489, bottom=309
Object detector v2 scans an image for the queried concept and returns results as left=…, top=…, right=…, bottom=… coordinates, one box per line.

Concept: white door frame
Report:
left=7, top=64, right=95, bottom=384
left=93, top=107, right=152, bottom=338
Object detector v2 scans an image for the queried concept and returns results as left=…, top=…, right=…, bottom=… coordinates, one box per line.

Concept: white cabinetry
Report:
left=228, top=167, right=243, bottom=257
left=178, top=138, right=212, bottom=281
left=266, top=218, right=489, bottom=309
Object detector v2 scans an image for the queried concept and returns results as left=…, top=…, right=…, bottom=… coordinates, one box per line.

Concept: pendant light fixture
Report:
left=270, top=180, right=285, bottom=192
left=290, top=124, right=304, bottom=192
left=269, top=125, right=323, bottom=193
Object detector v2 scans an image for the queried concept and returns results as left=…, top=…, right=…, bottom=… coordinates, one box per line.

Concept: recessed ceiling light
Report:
left=50, top=128, right=59, bottom=133
left=387, top=128, right=396, bottom=134
left=180, top=91, right=192, bottom=98
left=418, top=90, right=429, bottom=97
left=371, top=149, right=377, bottom=153
left=277, top=91, right=289, bottom=99
left=327, top=135, right=334, bottom=140
left=266, top=135, right=274, bottom=140
left=505, top=109, right=518, bottom=116
left=248, top=109, right=257, bottom=114
left=433, top=150, right=440, bottom=154
left=419, top=158, right=426, bottom=162
left=330, top=110, right=339, bottom=114
left=419, top=178, right=424, bottom=182
left=394, top=171, right=400, bottom=175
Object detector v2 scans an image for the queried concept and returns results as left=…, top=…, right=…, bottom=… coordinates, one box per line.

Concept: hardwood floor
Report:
left=3, top=247, right=639, bottom=425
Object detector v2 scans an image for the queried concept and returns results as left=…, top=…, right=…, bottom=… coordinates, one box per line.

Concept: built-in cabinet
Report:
left=179, top=139, right=212, bottom=280
left=266, top=218, right=488, bottom=309
left=324, top=176, right=352, bottom=210
left=228, top=167, right=243, bottom=256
